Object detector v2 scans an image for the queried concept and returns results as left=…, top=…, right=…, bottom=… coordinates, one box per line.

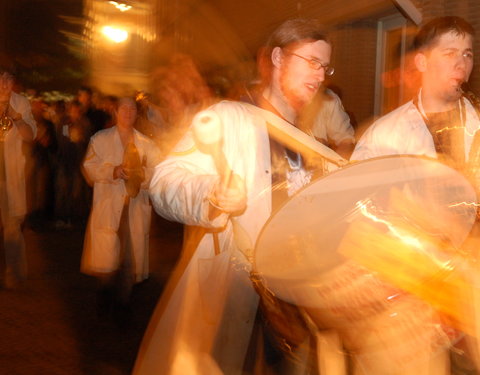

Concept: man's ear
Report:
left=271, top=47, right=283, bottom=69
left=414, top=52, right=427, bottom=73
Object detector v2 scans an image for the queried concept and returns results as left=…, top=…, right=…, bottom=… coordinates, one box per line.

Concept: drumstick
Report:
left=192, top=109, right=232, bottom=188
left=192, top=110, right=255, bottom=260
left=245, top=103, right=348, bottom=167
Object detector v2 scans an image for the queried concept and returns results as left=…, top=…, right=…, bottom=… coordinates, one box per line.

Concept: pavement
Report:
left=0, top=214, right=183, bottom=375
left=3, top=212, right=477, bottom=375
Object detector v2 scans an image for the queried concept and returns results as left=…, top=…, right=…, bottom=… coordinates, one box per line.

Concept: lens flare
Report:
left=101, top=26, right=128, bottom=43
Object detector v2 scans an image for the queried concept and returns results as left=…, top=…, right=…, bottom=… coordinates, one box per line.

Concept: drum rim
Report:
left=254, top=153, right=477, bottom=273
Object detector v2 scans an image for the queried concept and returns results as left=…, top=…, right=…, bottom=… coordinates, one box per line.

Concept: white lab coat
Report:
left=134, top=100, right=276, bottom=375
left=349, top=94, right=480, bottom=375
left=5, top=92, right=36, bottom=217
left=312, top=88, right=355, bottom=146
left=81, top=127, right=161, bottom=281
left=351, top=95, right=480, bottom=161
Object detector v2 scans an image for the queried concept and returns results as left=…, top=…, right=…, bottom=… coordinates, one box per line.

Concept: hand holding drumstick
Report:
left=192, top=110, right=247, bottom=217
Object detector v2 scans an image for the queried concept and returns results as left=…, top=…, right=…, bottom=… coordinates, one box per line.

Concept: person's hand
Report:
left=124, top=167, right=145, bottom=182
left=210, top=173, right=247, bottom=216
left=6, top=105, right=21, bottom=121
left=113, top=165, right=129, bottom=180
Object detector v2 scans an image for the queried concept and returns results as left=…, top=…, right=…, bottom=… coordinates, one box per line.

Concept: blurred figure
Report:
left=54, top=100, right=92, bottom=229
left=351, top=16, right=479, bottom=375
left=27, top=98, right=57, bottom=227
left=99, top=94, right=118, bottom=129
left=77, top=86, right=109, bottom=134
left=134, top=19, right=341, bottom=375
left=301, top=87, right=356, bottom=159
left=150, top=54, right=213, bottom=153
left=0, top=64, right=36, bottom=288
left=49, top=100, right=68, bottom=133
left=81, top=97, right=161, bottom=324
left=246, top=48, right=356, bottom=159
left=134, top=90, right=165, bottom=141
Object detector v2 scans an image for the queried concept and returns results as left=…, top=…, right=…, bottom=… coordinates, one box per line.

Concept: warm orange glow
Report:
left=435, top=125, right=466, bottom=135
left=108, top=1, right=132, bottom=12
left=101, top=26, right=128, bottom=43
left=339, top=190, right=477, bottom=335
left=357, top=199, right=423, bottom=250
left=449, top=201, right=480, bottom=208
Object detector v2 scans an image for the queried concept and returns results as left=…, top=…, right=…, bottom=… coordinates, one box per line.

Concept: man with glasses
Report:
left=0, top=64, right=36, bottom=289
left=304, top=86, right=356, bottom=159
left=134, top=19, right=340, bottom=375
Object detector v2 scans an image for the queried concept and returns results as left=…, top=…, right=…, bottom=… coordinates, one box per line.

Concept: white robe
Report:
left=351, top=95, right=480, bottom=161
left=134, top=100, right=276, bottom=375
left=81, top=127, right=161, bottom=281
left=5, top=92, right=36, bottom=217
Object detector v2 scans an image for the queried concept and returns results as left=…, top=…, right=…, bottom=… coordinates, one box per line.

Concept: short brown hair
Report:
left=265, top=18, right=330, bottom=51
left=414, top=16, right=475, bottom=51
left=259, top=19, right=330, bottom=84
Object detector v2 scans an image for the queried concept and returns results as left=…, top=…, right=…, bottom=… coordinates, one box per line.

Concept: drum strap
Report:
left=413, top=90, right=466, bottom=171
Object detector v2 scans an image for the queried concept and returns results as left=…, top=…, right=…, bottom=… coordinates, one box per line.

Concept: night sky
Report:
left=2, top=0, right=86, bottom=92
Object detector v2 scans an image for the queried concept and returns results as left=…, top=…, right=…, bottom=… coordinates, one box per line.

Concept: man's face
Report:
left=116, top=98, right=137, bottom=127
left=278, top=40, right=332, bottom=111
left=419, top=31, right=473, bottom=103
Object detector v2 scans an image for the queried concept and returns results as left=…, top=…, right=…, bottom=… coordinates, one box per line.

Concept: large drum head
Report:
left=254, top=156, right=477, bottom=308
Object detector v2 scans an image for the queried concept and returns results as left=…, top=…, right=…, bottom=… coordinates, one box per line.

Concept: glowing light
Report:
left=356, top=199, right=454, bottom=271
left=449, top=201, right=480, bottom=208
left=435, top=125, right=465, bottom=134
left=356, top=200, right=422, bottom=249
left=109, top=1, right=132, bottom=12
left=102, top=26, right=128, bottom=43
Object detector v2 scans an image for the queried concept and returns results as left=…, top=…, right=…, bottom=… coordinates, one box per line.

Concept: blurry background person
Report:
left=81, top=97, right=161, bottom=324
left=303, top=87, right=356, bottom=159
left=77, top=85, right=109, bottom=135
left=0, top=64, right=36, bottom=288
left=27, top=97, right=57, bottom=229
left=99, top=94, right=118, bottom=129
left=134, top=90, right=165, bottom=142
left=150, top=54, right=214, bottom=153
left=54, top=99, right=93, bottom=229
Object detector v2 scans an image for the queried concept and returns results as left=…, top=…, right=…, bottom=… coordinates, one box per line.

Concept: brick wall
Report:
left=330, top=0, right=480, bottom=129
left=329, top=20, right=378, bottom=126
left=414, top=0, right=480, bottom=92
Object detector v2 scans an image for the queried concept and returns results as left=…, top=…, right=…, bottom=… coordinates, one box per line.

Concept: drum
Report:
left=254, top=155, right=478, bottom=373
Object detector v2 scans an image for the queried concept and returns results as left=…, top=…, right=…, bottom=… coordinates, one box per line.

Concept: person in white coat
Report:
left=351, top=16, right=480, bottom=375
left=308, top=87, right=355, bottom=159
left=352, top=16, right=479, bottom=167
left=133, top=19, right=339, bottom=375
left=0, top=65, right=36, bottom=289
left=81, top=97, right=161, bottom=319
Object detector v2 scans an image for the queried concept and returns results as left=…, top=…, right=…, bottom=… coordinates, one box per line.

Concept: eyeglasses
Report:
left=288, top=52, right=335, bottom=76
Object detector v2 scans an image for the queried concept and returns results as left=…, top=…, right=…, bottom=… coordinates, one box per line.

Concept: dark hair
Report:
left=0, top=62, right=16, bottom=77
left=78, top=85, right=93, bottom=96
left=265, top=18, right=330, bottom=51
left=70, top=99, right=82, bottom=108
left=259, top=19, right=330, bottom=85
left=414, top=16, right=475, bottom=51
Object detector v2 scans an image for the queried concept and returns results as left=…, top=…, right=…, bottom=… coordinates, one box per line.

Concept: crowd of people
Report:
left=1, top=13, right=480, bottom=375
